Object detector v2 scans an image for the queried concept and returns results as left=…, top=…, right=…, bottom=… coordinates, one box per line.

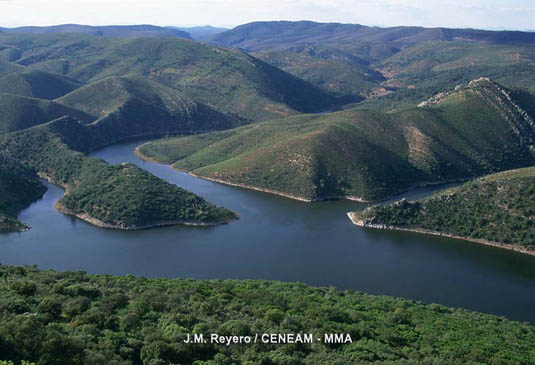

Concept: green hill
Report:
left=358, top=40, right=535, bottom=111
left=0, top=93, right=93, bottom=134
left=349, top=167, right=535, bottom=253
left=253, top=45, right=383, bottom=100
left=0, top=117, right=237, bottom=230
left=1, top=264, right=535, bottom=364
left=0, top=24, right=192, bottom=39
left=0, top=69, right=81, bottom=99
left=137, top=78, right=535, bottom=201
left=212, top=21, right=535, bottom=58
left=56, top=75, right=241, bottom=143
left=0, top=33, right=341, bottom=121
left=213, top=21, right=535, bottom=111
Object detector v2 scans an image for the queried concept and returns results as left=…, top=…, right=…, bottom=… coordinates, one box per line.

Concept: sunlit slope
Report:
left=0, top=93, right=93, bottom=134
left=138, top=79, right=535, bottom=201
left=360, top=41, right=535, bottom=111
left=56, top=75, right=240, bottom=137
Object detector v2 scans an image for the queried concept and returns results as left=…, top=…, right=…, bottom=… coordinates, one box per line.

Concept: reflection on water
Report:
left=1, top=139, right=534, bottom=322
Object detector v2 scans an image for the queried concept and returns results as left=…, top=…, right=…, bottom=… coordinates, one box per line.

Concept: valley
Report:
left=1, top=18, right=535, bottom=364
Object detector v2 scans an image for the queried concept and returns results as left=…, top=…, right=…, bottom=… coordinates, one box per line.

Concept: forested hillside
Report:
left=138, top=78, right=535, bottom=201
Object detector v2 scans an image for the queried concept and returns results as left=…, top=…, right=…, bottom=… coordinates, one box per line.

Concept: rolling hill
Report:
left=253, top=45, right=385, bottom=99
left=0, top=69, right=81, bottom=99
left=0, top=93, right=93, bottom=134
left=0, top=33, right=341, bottom=121
left=0, top=61, right=26, bottom=76
left=0, top=24, right=192, bottom=39
left=137, top=78, right=535, bottom=201
left=56, top=75, right=240, bottom=141
left=212, top=21, right=535, bottom=56
left=213, top=21, right=535, bottom=111
left=349, top=167, right=535, bottom=253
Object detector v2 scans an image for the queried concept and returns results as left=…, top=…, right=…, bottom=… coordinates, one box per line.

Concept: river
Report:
left=1, top=139, right=535, bottom=322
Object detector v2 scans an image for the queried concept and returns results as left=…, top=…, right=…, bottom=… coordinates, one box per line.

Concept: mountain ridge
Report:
left=0, top=24, right=192, bottom=39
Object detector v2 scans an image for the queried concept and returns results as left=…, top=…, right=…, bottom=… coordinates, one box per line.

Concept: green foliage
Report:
left=0, top=264, right=534, bottom=364
left=355, top=167, right=535, bottom=248
left=214, top=22, right=535, bottom=113
left=60, top=161, right=236, bottom=227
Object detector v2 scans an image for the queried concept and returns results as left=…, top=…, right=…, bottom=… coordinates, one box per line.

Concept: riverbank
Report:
left=55, top=202, right=231, bottom=230
left=347, top=212, right=535, bottom=257
left=135, top=144, right=469, bottom=204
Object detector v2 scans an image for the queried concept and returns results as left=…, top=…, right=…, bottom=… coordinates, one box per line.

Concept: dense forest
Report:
left=0, top=264, right=534, bottom=364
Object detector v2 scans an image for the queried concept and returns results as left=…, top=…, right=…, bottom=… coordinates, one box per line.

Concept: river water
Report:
left=1, top=139, right=535, bottom=322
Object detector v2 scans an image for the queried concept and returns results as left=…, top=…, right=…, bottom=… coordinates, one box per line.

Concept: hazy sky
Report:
left=1, top=0, right=534, bottom=30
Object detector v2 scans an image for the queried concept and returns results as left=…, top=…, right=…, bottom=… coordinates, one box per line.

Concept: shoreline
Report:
left=346, top=212, right=535, bottom=257
left=55, top=202, right=229, bottom=230
left=38, top=163, right=234, bottom=230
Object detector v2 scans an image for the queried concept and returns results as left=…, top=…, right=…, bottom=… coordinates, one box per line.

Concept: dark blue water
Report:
left=1, top=140, right=535, bottom=322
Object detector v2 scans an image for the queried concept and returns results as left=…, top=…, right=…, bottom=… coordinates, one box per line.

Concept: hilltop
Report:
left=0, top=73, right=248, bottom=230
left=0, top=93, right=93, bottom=134
left=137, top=78, right=535, bottom=202
left=0, top=24, right=191, bottom=39
left=349, top=167, right=535, bottom=254
left=212, top=21, right=535, bottom=57
left=0, top=33, right=341, bottom=121
left=56, top=75, right=240, bottom=140
left=252, top=45, right=384, bottom=100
